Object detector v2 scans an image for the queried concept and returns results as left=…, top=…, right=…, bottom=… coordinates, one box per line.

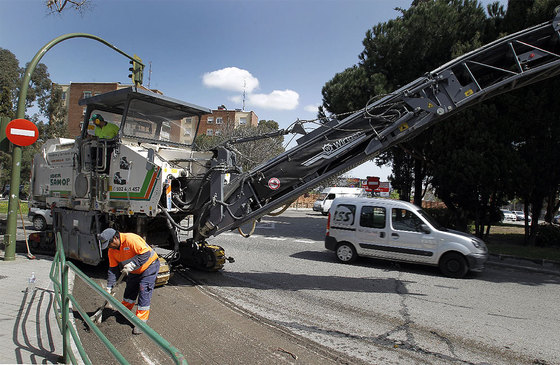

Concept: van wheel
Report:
left=32, top=215, right=47, bottom=231
left=322, top=212, right=328, bottom=216
left=336, top=243, right=357, bottom=263
left=439, top=252, right=468, bottom=278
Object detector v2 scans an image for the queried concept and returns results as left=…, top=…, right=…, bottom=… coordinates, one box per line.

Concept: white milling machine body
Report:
left=30, top=88, right=226, bottom=269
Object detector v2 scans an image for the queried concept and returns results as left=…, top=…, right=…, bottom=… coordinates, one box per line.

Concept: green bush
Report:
left=423, top=207, right=457, bottom=229
left=536, top=224, right=560, bottom=248
left=424, top=208, right=469, bottom=231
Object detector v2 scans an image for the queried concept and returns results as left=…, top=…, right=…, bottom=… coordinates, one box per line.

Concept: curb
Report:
left=487, top=254, right=560, bottom=276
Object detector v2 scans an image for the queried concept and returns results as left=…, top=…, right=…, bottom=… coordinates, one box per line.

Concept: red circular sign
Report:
left=367, top=176, right=380, bottom=189
left=268, top=177, right=280, bottom=190
left=6, top=119, right=39, bottom=146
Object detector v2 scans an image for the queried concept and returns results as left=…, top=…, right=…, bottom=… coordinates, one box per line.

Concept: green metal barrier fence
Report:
left=50, top=232, right=187, bottom=364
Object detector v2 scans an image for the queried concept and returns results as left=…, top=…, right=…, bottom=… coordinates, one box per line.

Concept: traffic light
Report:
left=128, top=54, right=144, bottom=86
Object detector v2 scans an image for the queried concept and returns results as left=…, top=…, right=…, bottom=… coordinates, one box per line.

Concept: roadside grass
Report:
left=0, top=199, right=29, bottom=215
left=487, top=224, right=560, bottom=262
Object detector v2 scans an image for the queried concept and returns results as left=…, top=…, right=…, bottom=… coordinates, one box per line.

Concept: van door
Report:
left=354, top=205, right=391, bottom=258
left=322, top=193, right=336, bottom=215
left=389, top=208, right=437, bottom=263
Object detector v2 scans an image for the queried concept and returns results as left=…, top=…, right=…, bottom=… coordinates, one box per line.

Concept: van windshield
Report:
left=317, top=193, right=327, bottom=201
left=417, top=209, right=445, bottom=231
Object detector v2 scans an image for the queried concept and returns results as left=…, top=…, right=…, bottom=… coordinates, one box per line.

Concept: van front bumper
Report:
left=467, top=252, right=488, bottom=272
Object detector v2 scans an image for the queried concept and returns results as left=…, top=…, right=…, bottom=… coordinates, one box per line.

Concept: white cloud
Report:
left=202, top=67, right=259, bottom=92
left=304, top=104, right=321, bottom=113
left=248, top=89, right=299, bottom=110
left=228, top=95, right=242, bottom=104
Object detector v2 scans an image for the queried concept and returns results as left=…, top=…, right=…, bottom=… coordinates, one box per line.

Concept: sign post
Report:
left=3, top=119, right=39, bottom=261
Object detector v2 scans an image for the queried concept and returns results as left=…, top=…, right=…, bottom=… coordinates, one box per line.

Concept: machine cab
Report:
left=78, top=87, right=212, bottom=174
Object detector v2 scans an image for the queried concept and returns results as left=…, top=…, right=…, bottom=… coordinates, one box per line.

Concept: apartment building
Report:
left=198, top=105, right=259, bottom=136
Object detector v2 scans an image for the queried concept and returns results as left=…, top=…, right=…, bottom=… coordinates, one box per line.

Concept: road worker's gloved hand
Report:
left=105, top=286, right=113, bottom=295
left=122, top=262, right=137, bottom=275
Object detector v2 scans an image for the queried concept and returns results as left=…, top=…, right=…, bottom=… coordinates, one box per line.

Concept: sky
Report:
left=1, top=0, right=505, bottom=180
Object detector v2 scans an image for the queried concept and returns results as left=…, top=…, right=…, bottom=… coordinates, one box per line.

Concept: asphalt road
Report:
left=187, top=209, right=560, bottom=365
left=12, top=210, right=560, bottom=364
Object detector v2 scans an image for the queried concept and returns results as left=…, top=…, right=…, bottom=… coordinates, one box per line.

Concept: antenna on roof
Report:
left=242, top=79, right=246, bottom=111
left=147, top=61, right=152, bottom=89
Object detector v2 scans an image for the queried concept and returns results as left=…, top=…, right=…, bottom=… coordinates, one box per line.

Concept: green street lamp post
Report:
left=3, top=33, right=143, bottom=261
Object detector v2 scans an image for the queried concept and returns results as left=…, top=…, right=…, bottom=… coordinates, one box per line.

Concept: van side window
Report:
left=360, top=206, right=386, bottom=229
left=391, top=208, right=424, bottom=232
left=332, top=204, right=356, bottom=225
left=326, top=193, right=336, bottom=200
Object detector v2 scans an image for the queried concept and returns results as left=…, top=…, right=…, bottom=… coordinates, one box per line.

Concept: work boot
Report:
left=132, top=326, right=142, bottom=335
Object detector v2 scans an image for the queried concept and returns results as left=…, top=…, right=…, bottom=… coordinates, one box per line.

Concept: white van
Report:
left=325, top=197, right=488, bottom=278
left=313, top=187, right=366, bottom=215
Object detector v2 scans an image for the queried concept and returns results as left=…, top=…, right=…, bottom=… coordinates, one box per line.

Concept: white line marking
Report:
left=10, top=128, right=35, bottom=137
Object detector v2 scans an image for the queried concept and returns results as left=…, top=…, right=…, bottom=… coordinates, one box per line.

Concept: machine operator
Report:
left=90, top=113, right=119, bottom=139
left=98, top=228, right=160, bottom=335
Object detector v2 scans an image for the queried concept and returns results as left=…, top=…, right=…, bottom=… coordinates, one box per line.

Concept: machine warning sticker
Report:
left=268, top=178, right=280, bottom=190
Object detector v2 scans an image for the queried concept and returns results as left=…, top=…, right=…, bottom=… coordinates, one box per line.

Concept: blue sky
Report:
left=1, top=0, right=505, bottom=180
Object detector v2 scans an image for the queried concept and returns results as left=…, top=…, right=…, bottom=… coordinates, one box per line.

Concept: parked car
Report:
left=313, top=187, right=366, bottom=215
left=512, top=210, right=531, bottom=222
left=28, top=207, right=53, bottom=231
left=500, top=209, right=517, bottom=222
left=325, top=197, right=488, bottom=278
left=1, top=184, right=28, bottom=200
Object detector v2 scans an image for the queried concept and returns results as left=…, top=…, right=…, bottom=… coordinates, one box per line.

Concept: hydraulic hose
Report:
left=159, top=205, right=194, bottom=231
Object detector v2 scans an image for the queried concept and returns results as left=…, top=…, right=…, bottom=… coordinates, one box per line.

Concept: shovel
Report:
left=90, top=272, right=126, bottom=324
left=18, top=201, right=35, bottom=260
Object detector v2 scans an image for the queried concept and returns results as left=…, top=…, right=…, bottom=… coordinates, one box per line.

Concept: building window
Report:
left=83, top=91, right=92, bottom=99
left=207, top=117, right=214, bottom=124
left=183, top=117, right=192, bottom=136
left=239, top=117, right=247, bottom=125
left=207, top=129, right=213, bottom=136
left=215, top=130, right=222, bottom=136
left=61, top=92, right=67, bottom=101
left=216, top=117, right=223, bottom=124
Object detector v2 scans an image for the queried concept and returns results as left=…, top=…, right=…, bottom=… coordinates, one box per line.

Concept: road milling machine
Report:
left=29, top=11, right=560, bottom=275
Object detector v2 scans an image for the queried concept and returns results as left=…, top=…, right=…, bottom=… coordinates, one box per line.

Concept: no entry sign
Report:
left=6, top=119, right=38, bottom=146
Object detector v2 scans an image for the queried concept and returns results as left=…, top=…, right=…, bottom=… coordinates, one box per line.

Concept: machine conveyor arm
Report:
left=194, top=11, right=560, bottom=241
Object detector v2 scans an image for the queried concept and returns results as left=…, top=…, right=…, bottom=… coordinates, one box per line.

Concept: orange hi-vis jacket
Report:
left=108, top=232, right=158, bottom=275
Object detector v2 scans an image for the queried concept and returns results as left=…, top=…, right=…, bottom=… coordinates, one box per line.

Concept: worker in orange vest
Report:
left=98, top=228, right=160, bottom=335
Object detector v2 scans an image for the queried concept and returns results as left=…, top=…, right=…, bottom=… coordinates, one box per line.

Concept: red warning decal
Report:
left=268, top=177, right=280, bottom=190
